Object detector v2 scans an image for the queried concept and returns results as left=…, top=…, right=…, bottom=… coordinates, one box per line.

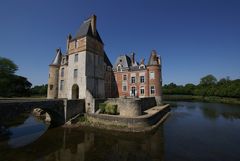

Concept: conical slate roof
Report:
left=50, top=49, right=62, bottom=66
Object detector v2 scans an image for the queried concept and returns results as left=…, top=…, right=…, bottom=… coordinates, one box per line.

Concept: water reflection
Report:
left=1, top=101, right=240, bottom=161
left=0, top=126, right=165, bottom=161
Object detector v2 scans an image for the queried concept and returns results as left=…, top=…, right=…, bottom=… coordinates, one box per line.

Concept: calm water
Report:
left=1, top=101, right=240, bottom=161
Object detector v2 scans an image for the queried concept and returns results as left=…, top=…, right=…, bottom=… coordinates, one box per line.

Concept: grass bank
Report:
left=163, top=95, right=240, bottom=105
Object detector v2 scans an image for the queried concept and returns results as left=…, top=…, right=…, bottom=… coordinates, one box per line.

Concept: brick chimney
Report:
left=91, top=15, right=97, bottom=36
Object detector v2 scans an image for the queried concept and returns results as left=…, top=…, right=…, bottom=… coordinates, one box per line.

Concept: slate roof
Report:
left=148, top=50, right=159, bottom=65
left=75, top=19, right=103, bottom=44
left=113, top=55, right=132, bottom=70
left=104, top=52, right=113, bottom=67
left=50, top=49, right=62, bottom=66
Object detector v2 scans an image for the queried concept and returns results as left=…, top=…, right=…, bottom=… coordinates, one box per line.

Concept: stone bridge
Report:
left=0, top=99, right=85, bottom=126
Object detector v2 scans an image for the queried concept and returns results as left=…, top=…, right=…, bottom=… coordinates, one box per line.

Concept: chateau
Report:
left=47, top=15, right=162, bottom=102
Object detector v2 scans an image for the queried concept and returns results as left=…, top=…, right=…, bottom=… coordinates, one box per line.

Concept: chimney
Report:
left=66, top=34, right=72, bottom=50
left=131, top=52, right=135, bottom=65
left=91, top=15, right=97, bottom=36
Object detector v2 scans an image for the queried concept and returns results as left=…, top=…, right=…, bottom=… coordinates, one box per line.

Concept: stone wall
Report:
left=66, top=99, right=85, bottom=120
left=106, top=98, right=141, bottom=117
left=102, top=97, right=157, bottom=117
left=87, top=104, right=170, bottom=130
left=140, top=97, right=156, bottom=112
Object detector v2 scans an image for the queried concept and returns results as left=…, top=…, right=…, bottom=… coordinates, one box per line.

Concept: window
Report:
left=117, top=64, right=122, bottom=72
left=150, top=72, right=155, bottom=79
left=75, top=40, right=79, bottom=48
left=150, top=86, right=155, bottom=95
left=50, top=85, right=53, bottom=90
left=140, top=86, right=144, bottom=95
left=74, top=54, right=78, bottom=62
left=140, top=76, right=145, bottom=83
left=62, top=58, right=65, bottom=64
left=131, top=86, right=136, bottom=96
left=122, top=85, right=127, bottom=92
left=123, top=74, right=127, bottom=81
left=61, top=68, right=64, bottom=77
left=60, top=80, right=64, bottom=91
left=74, top=69, right=78, bottom=78
left=131, top=77, right=136, bottom=84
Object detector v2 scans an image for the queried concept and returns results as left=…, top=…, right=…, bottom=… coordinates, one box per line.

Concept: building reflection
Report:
left=41, top=126, right=164, bottom=161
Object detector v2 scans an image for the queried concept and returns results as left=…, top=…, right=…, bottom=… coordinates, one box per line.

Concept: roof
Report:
left=148, top=50, right=159, bottom=65
left=113, top=55, right=132, bottom=70
left=50, top=49, right=62, bottom=66
left=104, top=52, right=113, bottom=67
left=75, top=17, right=103, bottom=44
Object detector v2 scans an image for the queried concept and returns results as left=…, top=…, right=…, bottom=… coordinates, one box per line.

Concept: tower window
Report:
left=75, top=40, right=79, bottom=48
left=50, top=85, right=53, bottom=90
left=150, top=86, right=155, bottom=95
left=74, top=54, right=78, bottom=62
left=140, top=86, right=145, bottom=95
left=74, top=69, right=78, bottom=78
left=150, top=72, right=155, bottom=79
left=60, top=80, right=64, bottom=91
left=61, top=68, right=64, bottom=77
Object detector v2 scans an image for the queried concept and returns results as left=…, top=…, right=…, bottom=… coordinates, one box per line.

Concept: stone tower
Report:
left=147, top=50, right=162, bottom=105
left=65, top=14, right=105, bottom=99
left=47, top=49, right=62, bottom=99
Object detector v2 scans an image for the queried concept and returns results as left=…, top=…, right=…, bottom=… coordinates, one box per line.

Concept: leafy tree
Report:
left=200, top=74, right=217, bottom=86
left=0, top=57, right=18, bottom=75
left=0, top=57, right=32, bottom=97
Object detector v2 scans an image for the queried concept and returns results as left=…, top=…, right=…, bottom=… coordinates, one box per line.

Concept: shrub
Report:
left=99, top=103, right=107, bottom=113
left=106, top=104, right=117, bottom=114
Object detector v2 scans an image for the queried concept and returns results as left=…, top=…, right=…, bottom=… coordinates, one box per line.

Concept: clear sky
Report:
left=0, top=0, right=239, bottom=86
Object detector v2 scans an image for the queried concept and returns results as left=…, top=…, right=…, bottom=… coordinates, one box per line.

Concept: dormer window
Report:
left=117, top=64, right=122, bottom=72
left=139, top=64, right=145, bottom=69
left=75, top=40, right=79, bottom=48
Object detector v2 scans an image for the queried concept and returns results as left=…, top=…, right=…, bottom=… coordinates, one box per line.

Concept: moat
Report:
left=1, top=101, right=240, bottom=161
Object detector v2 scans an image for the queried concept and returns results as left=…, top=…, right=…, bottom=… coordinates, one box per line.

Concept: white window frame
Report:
left=140, top=86, right=145, bottom=96
left=150, top=85, right=155, bottom=95
left=150, top=71, right=155, bottom=79
left=140, top=76, right=145, bottom=83
left=122, top=74, right=127, bottom=81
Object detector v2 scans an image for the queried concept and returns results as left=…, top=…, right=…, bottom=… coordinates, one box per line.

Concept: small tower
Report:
left=147, top=50, right=162, bottom=105
left=47, top=49, right=62, bottom=99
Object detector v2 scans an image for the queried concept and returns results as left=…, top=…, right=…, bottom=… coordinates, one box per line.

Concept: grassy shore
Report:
left=163, top=95, right=240, bottom=105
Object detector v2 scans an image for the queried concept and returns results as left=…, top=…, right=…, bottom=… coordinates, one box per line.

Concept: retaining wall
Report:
left=86, top=104, right=170, bottom=130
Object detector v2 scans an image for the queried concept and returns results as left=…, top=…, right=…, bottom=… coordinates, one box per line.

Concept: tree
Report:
left=0, top=57, right=32, bottom=97
left=200, top=74, right=217, bottom=86
left=0, top=57, right=18, bottom=75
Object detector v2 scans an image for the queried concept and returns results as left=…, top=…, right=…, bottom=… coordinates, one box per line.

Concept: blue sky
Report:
left=0, top=0, right=239, bottom=86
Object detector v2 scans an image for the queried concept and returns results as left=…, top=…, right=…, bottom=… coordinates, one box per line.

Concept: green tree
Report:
left=0, top=57, right=18, bottom=75
left=0, top=57, right=32, bottom=97
left=200, top=74, right=217, bottom=86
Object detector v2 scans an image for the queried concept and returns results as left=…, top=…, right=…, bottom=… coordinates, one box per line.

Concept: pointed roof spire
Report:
left=50, top=48, right=62, bottom=66
left=148, top=50, right=159, bottom=65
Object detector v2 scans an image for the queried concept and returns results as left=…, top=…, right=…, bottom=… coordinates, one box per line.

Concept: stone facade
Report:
left=47, top=15, right=162, bottom=103
left=47, top=15, right=115, bottom=100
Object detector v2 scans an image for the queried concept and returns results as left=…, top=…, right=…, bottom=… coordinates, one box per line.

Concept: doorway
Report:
left=72, top=84, right=79, bottom=99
